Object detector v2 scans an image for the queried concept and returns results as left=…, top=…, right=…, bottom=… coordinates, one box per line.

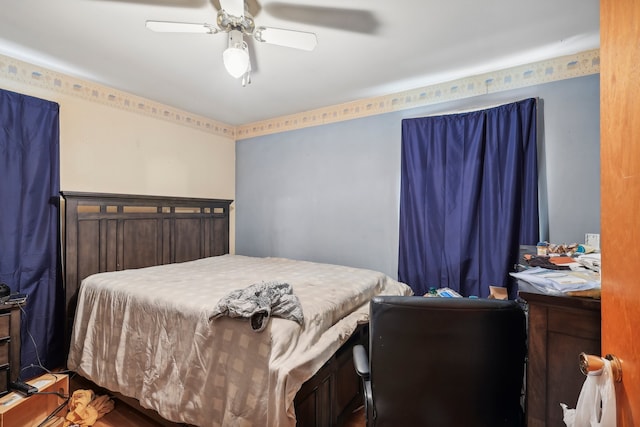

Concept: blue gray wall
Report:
left=236, top=74, right=600, bottom=279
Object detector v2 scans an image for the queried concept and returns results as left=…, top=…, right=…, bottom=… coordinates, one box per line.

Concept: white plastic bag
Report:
left=561, top=357, right=616, bottom=427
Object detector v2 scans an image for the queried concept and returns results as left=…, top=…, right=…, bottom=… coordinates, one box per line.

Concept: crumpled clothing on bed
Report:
left=209, top=281, right=304, bottom=331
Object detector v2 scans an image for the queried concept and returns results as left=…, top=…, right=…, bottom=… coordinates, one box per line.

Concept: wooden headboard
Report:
left=61, top=191, right=233, bottom=340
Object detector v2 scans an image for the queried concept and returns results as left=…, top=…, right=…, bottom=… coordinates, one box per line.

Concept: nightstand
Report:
left=0, top=304, right=21, bottom=396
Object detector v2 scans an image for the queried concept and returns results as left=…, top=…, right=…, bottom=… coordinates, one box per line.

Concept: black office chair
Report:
left=353, top=296, right=526, bottom=427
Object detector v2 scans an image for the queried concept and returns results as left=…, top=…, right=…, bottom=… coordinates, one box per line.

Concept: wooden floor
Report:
left=61, top=375, right=366, bottom=427
left=93, top=403, right=165, bottom=427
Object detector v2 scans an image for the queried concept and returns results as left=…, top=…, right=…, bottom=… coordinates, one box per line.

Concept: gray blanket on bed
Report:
left=209, top=281, right=304, bottom=332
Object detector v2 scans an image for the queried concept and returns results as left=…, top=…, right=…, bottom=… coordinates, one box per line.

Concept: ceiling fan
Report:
left=145, top=0, right=318, bottom=86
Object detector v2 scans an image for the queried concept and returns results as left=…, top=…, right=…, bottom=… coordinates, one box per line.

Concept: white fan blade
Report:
left=220, top=0, right=244, bottom=17
left=146, top=20, right=218, bottom=34
left=254, top=27, right=317, bottom=51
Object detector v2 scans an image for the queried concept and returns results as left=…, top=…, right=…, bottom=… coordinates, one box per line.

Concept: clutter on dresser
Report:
left=423, top=286, right=512, bottom=299
left=423, top=287, right=463, bottom=298
left=511, top=242, right=601, bottom=298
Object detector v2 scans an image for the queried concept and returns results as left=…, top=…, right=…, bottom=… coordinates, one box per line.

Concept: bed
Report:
left=61, top=192, right=412, bottom=427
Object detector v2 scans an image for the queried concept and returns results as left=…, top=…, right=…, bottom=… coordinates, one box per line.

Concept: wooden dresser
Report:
left=520, top=292, right=601, bottom=427
left=0, top=304, right=21, bottom=396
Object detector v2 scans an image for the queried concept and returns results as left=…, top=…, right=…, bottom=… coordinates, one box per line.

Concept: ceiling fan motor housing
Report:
left=216, top=9, right=255, bottom=35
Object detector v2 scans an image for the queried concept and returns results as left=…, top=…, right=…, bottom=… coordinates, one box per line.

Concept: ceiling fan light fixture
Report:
left=223, top=30, right=250, bottom=79
left=223, top=46, right=250, bottom=78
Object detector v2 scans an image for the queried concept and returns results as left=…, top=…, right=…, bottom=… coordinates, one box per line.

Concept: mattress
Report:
left=67, top=254, right=412, bottom=426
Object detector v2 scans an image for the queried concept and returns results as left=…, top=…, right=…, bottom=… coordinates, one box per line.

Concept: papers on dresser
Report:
left=511, top=266, right=601, bottom=296
left=575, top=253, right=601, bottom=272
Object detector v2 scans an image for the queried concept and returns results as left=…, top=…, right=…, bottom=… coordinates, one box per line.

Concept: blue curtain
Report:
left=398, top=98, right=539, bottom=297
left=0, top=89, right=63, bottom=380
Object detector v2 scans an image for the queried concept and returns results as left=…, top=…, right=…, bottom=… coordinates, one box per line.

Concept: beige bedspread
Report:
left=67, top=254, right=412, bottom=426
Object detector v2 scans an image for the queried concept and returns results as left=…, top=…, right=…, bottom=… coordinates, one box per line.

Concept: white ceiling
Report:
left=0, top=0, right=599, bottom=126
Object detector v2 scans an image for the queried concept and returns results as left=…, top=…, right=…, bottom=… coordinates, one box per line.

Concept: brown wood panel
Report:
left=77, top=221, right=100, bottom=281
left=0, top=370, right=7, bottom=398
left=336, top=352, right=359, bottom=417
left=547, top=332, right=601, bottom=424
left=62, top=196, right=78, bottom=311
left=293, top=377, right=332, bottom=427
left=0, top=315, right=9, bottom=340
left=547, top=306, right=600, bottom=339
left=212, top=216, right=228, bottom=255
left=0, top=342, right=8, bottom=367
left=294, top=323, right=368, bottom=427
left=174, top=218, right=202, bottom=262
left=122, top=219, right=161, bottom=269
left=106, top=219, right=118, bottom=271
left=601, top=0, right=640, bottom=424
left=8, top=308, right=19, bottom=383
left=521, top=292, right=601, bottom=427
left=524, top=302, right=547, bottom=427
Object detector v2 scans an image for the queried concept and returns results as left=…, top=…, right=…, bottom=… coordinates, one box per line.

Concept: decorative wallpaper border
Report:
left=0, top=49, right=599, bottom=140
left=0, top=54, right=235, bottom=138
left=236, top=49, right=600, bottom=139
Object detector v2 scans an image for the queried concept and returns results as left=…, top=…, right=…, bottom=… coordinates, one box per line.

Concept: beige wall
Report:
left=0, top=77, right=237, bottom=251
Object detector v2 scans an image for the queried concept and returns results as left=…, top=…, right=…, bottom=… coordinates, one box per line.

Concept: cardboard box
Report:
left=0, top=373, right=69, bottom=427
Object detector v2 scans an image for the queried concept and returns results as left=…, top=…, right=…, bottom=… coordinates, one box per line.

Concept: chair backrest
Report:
left=368, top=296, right=526, bottom=427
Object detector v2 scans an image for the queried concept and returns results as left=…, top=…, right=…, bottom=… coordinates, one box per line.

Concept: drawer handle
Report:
left=579, top=352, right=622, bottom=382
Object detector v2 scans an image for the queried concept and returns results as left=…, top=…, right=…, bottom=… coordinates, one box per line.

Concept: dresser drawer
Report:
left=0, top=314, right=9, bottom=340
left=0, top=366, right=8, bottom=397
left=0, top=341, right=8, bottom=367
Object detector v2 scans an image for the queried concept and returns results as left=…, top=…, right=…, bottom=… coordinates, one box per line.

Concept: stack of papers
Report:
left=576, top=253, right=601, bottom=272
left=511, top=266, right=600, bottom=295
